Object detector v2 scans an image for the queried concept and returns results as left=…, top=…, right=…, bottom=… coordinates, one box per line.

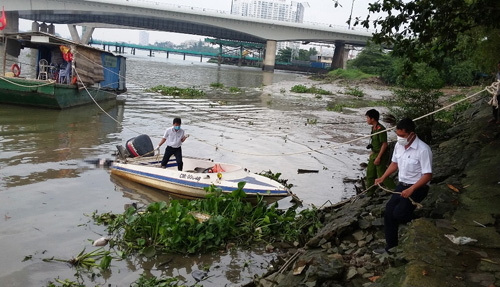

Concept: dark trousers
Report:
left=384, top=183, right=429, bottom=249
left=161, top=146, right=183, bottom=171
left=493, top=95, right=500, bottom=120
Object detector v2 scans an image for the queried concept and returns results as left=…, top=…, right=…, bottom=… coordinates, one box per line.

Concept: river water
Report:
left=0, top=53, right=382, bottom=286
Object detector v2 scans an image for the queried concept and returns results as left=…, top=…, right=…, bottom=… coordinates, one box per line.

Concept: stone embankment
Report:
left=252, top=107, right=500, bottom=287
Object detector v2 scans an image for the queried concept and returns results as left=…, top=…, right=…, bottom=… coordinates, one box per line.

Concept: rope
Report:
left=0, top=76, right=57, bottom=88
left=73, top=68, right=144, bottom=135
left=72, top=49, right=496, bottom=158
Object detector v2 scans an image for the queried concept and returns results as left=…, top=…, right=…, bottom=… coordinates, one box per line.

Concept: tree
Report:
left=347, top=44, right=391, bottom=75
left=276, top=47, right=293, bottom=62
left=355, top=0, right=500, bottom=71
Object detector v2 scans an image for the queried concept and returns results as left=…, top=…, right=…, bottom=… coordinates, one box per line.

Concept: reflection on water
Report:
left=0, top=101, right=123, bottom=189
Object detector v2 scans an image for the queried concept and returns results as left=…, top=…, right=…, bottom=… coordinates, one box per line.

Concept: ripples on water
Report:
left=0, top=53, right=367, bottom=286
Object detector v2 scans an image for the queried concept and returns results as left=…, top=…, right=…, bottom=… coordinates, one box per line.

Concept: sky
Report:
left=19, top=0, right=376, bottom=45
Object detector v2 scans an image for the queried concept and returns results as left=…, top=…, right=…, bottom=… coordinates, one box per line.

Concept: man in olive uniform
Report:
left=365, top=109, right=395, bottom=194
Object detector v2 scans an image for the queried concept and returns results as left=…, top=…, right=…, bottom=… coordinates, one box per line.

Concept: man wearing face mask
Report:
left=157, top=117, right=187, bottom=171
left=373, top=118, right=433, bottom=254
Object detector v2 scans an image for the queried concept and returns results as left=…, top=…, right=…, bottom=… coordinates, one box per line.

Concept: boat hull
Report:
left=110, top=158, right=290, bottom=204
left=0, top=77, right=117, bottom=109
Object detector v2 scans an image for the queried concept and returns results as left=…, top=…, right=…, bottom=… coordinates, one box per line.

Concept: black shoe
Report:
left=372, top=248, right=389, bottom=255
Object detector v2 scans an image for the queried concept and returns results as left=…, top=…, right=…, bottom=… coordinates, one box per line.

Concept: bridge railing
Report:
left=96, top=0, right=374, bottom=33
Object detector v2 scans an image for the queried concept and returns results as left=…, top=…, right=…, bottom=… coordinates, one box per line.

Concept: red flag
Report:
left=0, top=7, right=6, bottom=31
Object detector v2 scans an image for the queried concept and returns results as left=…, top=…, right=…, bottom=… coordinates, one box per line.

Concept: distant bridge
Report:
left=1, top=0, right=373, bottom=71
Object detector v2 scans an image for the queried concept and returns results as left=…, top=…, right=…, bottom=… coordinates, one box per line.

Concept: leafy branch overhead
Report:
left=355, top=0, right=500, bottom=68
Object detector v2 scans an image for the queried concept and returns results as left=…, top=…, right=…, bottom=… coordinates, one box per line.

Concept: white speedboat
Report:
left=110, top=135, right=291, bottom=204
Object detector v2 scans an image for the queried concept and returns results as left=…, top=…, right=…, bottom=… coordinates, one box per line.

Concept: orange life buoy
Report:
left=11, top=64, right=20, bottom=77
left=71, top=76, right=77, bottom=85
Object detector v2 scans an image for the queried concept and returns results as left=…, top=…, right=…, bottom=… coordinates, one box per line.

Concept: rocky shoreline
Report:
left=250, top=101, right=500, bottom=287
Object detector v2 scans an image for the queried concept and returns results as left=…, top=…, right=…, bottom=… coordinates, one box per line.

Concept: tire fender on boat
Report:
left=11, top=64, right=20, bottom=77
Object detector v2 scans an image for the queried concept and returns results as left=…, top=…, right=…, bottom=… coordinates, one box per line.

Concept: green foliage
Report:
left=356, top=0, right=500, bottom=74
left=389, top=88, right=442, bottom=143
left=381, top=60, right=444, bottom=89
left=326, top=69, right=376, bottom=80
left=229, top=86, right=241, bottom=93
left=131, top=274, right=194, bottom=287
left=290, top=85, right=332, bottom=95
left=402, top=63, right=444, bottom=89
left=444, top=60, right=476, bottom=86
left=326, top=104, right=347, bottom=113
left=435, top=94, right=472, bottom=126
left=47, top=279, right=84, bottom=287
left=147, top=85, right=205, bottom=98
left=347, top=44, right=392, bottom=75
left=210, top=82, right=224, bottom=89
left=276, top=47, right=293, bottom=63
left=306, top=118, right=318, bottom=125
left=344, top=86, right=364, bottom=97
left=92, top=183, right=319, bottom=255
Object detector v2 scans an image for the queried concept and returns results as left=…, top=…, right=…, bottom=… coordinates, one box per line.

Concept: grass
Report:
left=326, top=69, right=377, bottom=80
left=229, top=87, right=242, bottom=93
left=344, top=86, right=365, bottom=97
left=210, top=82, right=225, bottom=88
left=290, top=84, right=332, bottom=95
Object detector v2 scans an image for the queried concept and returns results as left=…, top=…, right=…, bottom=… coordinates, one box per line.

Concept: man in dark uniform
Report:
left=365, top=109, right=395, bottom=195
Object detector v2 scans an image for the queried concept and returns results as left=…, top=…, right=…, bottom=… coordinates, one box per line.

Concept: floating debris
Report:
left=93, top=237, right=110, bottom=247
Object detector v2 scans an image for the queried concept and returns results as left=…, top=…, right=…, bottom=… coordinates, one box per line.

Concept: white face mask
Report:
left=397, top=133, right=414, bottom=146
left=397, top=136, right=408, bottom=146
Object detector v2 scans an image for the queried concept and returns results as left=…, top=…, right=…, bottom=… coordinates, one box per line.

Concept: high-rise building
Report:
left=231, top=0, right=307, bottom=23
left=139, top=31, right=149, bottom=46
left=231, top=0, right=308, bottom=53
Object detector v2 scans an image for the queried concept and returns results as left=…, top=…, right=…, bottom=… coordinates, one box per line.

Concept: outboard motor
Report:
left=125, top=134, right=155, bottom=157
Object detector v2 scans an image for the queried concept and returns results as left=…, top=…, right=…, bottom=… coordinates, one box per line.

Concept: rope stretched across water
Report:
left=73, top=49, right=500, bottom=158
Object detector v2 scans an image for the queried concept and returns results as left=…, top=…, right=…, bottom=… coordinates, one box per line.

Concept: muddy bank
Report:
left=250, top=98, right=500, bottom=286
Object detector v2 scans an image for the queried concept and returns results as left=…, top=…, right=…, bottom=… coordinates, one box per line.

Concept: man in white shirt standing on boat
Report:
left=157, top=117, right=187, bottom=171
left=373, top=118, right=433, bottom=254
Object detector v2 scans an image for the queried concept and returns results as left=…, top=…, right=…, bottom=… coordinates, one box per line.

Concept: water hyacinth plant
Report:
left=92, top=182, right=320, bottom=256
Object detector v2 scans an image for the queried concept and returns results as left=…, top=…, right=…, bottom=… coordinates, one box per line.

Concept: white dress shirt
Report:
left=391, top=136, right=432, bottom=184
left=163, top=127, right=185, bottom=148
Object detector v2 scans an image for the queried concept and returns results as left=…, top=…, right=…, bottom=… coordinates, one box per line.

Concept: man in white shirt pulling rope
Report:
left=372, top=118, right=433, bottom=254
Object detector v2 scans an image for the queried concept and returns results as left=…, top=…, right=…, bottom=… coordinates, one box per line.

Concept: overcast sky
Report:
left=19, top=0, right=376, bottom=45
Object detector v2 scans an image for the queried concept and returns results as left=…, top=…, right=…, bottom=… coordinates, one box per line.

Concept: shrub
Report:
left=389, top=88, right=442, bottom=143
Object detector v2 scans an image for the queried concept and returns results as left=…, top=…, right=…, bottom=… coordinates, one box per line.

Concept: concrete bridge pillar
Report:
left=342, top=45, right=352, bottom=69
left=262, top=40, right=276, bottom=72
left=81, top=26, right=95, bottom=45
left=68, top=25, right=81, bottom=43
left=331, top=40, right=345, bottom=70
left=0, top=11, right=19, bottom=76
left=48, top=24, right=55, bottom=35
left=39, top=22, right=48, bottom=33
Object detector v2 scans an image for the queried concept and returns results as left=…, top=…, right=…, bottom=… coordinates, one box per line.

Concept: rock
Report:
left=357, top=267, right=368, bottom=275
left=372, top=218, right=384, bottom=227
left=358, top=240, right=367, bottom=248
left=478, top=259, right=500, bottom=272
left=345, top=266, right=357, bottom=280
left=466, top=272, right=496, bottom=286
left=358, top=218, right=371, bottom=229
left=352, top=230, right=366, bottom=241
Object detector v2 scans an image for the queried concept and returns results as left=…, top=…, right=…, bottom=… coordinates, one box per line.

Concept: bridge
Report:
left=0, top=0, right=372, bottom=71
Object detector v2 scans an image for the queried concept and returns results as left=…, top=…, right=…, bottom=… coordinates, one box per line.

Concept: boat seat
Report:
left=38, top=59, right=49, bottom=80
